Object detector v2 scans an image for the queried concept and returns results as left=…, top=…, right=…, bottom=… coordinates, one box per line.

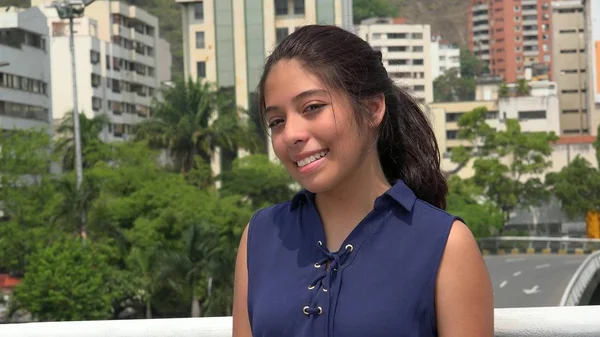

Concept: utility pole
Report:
left=51, top=0, right=96, bottom=238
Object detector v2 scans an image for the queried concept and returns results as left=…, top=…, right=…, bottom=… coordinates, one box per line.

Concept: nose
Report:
left=282, top=115, right=309, bottom=147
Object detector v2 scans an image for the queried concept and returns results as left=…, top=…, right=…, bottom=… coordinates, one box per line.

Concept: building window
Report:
left=275, top=0, right=288, bottom=15
left=388, top=46, right=407, bottom=52
left=194, top=2, right=204, bottom=21
left=446, top=112, right=464, bottom=122
left=293, top=0, right=305, bottom=15
left=195, top=31, right=205, bottom=49
left=90, top=50, right=100, bottom=64
left=197, top=61, right=206, bottom=78
left=276, top=28, right=288, bottom=45
left=388, top=33, right=407, bottom=39
left=412, top=46, right=423, bottom=52
left=518, top=110, right=546, bottom=120
left=91, top=73, right=101, bottom=88
left=413, top=85, right=425, bottom=91
left=92, top=96, right=102, bottom=111
left=412, top=59, right=424, bottom=65
left=389, top=59, right=408, bottom=65
left=0, top=100, right=49, bottom=122
left=412, top=33, right=423, bottom=39
left=446, top=130, right=458, bottom=139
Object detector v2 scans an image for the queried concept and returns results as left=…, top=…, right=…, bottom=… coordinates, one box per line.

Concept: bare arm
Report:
left=232, top=224, right=252, bottom=337
left=436, top=220, right=494, bottom=337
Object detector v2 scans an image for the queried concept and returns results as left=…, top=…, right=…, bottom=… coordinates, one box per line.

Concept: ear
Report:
left=364, top=93, right=386, bottom=128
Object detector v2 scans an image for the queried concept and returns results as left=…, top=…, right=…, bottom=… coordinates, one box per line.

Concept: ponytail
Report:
left=377, top=86, right=447, bottom=209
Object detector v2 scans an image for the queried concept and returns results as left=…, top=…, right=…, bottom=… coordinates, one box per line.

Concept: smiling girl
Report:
left=232, top=25, right=494, bottom=337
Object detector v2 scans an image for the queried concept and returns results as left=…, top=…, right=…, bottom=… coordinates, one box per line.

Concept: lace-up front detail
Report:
left=303, top=241, right=354, bottom=316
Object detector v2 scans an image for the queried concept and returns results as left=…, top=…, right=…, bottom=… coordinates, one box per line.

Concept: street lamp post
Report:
left=51, top=0, right=95, bottom=238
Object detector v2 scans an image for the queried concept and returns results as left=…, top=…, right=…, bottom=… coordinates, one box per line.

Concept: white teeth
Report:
left=297, top=150, right=328, bottom=167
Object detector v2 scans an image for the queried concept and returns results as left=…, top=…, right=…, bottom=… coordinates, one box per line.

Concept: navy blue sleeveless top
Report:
left=246, top=180, right=458, bottom=337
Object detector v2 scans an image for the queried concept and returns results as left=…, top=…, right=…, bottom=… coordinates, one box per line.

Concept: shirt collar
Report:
left=289, top=179, right=416, bottom=211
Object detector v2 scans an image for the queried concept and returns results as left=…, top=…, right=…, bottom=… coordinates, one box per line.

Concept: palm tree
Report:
left=157, top=224, right=212, bottom=317
left=55, top=112, right=110, bottom=171
left=135, top=78, right=260, bottom=174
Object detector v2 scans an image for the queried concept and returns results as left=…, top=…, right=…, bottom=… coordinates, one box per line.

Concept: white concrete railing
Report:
left=560, top=250, right=600, bottom=306
left=478, top=236, right=600, bottom=253
left=2, top=307, right=600, bottom=337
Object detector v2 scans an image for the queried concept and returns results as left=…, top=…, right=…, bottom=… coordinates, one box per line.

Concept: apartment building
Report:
left=32, top=0, right=171, bottom=142
left=584, top=0, right=600, bottom=136
left=0, top=7, right=52, bottom=132
left=430, top=34, right=461, bottom=80
left=176, top=0, right=352, bottom=169
left=357, top=17, right=433, bottom=104
left=551, top=0, right=589, bottom=135
left=468, top=0, right=553, bottom=83
left=429, top=81, right=560, bottom=178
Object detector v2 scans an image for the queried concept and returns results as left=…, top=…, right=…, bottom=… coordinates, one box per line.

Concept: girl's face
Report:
left=264, top=59, right=382, bottom=194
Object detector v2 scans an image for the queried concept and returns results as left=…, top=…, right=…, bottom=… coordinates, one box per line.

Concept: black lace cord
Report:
left=303, top=241, right=354, bottom=316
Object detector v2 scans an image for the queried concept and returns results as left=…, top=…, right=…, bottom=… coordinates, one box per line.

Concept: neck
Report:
left=315, top=151, right=391, bottom=223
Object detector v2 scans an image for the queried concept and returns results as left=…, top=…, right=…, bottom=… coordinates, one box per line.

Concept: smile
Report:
left=296, top=150, right=329, bottom=167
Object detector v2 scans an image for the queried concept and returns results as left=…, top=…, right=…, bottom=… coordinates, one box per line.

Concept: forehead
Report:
left=264, top=59, right=327, bottom=104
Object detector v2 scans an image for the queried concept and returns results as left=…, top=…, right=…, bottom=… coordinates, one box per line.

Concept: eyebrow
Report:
left=265, top=89, right=328, bottom=113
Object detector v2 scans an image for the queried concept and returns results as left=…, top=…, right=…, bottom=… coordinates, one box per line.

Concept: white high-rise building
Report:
left=0, top=6, right=52, bottom=132
left=430, top=34, right=461, bottom=80
left=357, top=17, right=434, bottom=104
left=31, top=0, right=172, bottom=142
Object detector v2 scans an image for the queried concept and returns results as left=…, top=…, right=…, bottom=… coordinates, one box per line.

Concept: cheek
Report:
left=271, top=134, right=289, bottom=162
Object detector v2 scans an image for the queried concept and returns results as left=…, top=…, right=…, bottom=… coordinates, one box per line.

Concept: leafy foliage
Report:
left=545, top=156, right=600, bottom=219
left=135, top=78, right=260, bottom=173
left=433, top=49, right=482, bottom=103
left=11, top=238, right=115, bottom=321
left=446, top=106, right=558, bottom=228
left=353, top=0, right=399, bottom=24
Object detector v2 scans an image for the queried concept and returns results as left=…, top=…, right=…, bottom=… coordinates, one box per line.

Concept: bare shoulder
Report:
left=435, top=220, right=494, bottom=337
left=233, top=224, right=252, bottom=337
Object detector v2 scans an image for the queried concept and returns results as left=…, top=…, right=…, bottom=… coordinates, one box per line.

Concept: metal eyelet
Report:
left=302, top=306, right=324, bottom=315
left=317, top=240, right=323, bottom=246
left=322, top=288, right=328, bottom=292
left=308, top=285, right=315, bottom=290
left=302, top=306, right=310, bottom=315
left=314, top=263, right=321, bottom=268
left=345, top=244, right=354, bottom=252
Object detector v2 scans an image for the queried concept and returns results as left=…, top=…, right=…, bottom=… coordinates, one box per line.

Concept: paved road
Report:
left=484, top=254, right=587, bottom=308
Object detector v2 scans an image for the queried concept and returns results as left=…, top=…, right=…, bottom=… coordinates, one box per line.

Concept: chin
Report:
left=295, top=174, right=337, bottom=194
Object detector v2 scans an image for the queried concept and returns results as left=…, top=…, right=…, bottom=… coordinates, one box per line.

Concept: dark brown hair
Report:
left=258, top=25, right=447, bottom=209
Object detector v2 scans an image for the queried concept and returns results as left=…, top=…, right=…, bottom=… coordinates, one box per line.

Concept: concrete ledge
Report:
left=481, top=248, right=595, bottom=255
left=1, top=307, right=600, bottom=337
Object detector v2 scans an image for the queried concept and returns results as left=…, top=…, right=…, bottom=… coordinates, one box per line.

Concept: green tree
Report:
left=498, top=82, right=509, bottom=98
left=353, top=0, right=399, bottom=23
left=459, top=47, right=484, bottom=78
left=219, top=154, right=297, bottom=208
left=545, top=156, right=600, bottom=219
left=516, top=79, right=531, bottom=96
left=0, top=128, right=60, bottom=276
left=433, top=48, right=483, bottom=102
left=446, top=175, right=503, bottom=237
left=470, top=119, right=557, bottom=223
left=135, top=78, right=259, bottom=173
left=444, top=106, right=495, bottom=176
left=11, top=238, right=115, bottom=321
left=433, top=68, right=476, bottom=102
left=54, top=112, right=111, bottom=171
